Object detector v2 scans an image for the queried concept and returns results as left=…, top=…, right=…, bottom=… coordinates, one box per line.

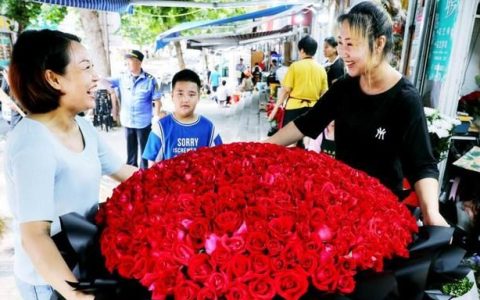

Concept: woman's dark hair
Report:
left=337, top=1, right=393, bottom=61
left=9, top=29, right=81, bottom=114
left=172, top=69, right=201, bottom=90
left=297, top=35, right=318, bottom=56
left=324, top=36, right=338, bottom=48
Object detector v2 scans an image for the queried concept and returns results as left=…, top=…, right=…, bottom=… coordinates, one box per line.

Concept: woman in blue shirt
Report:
left=6, top=29, right=137, bottom=300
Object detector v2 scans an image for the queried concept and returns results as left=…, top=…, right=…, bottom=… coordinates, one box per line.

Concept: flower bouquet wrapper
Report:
left=52, top=144, right=474, bottom=300
left=349, top=226, right=471, bottom=300
left=51, top=205, right=470, bottom=300
left=51, top=206, right=151, bottom=300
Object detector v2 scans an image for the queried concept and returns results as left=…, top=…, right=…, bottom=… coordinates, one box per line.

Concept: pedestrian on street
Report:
left=266, top=1, right=448, bottom=227
left=235, top=58, right=246, bottom=86
left=268, top=35, right=329, bottom=148
left=106, top=50, right=163, bottom=169
left=323, top=36, right=346, bottom=88
left=5, top=29, right=137, bottom=300
left=209, top=65, right=221, bottom=93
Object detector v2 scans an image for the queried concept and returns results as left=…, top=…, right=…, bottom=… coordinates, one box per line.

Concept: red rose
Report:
left=312, top=263, right=339, bottom=292
left=226, top=281, right=249, bottom=300
left=274, top=269, right=309, bottom=300
left=131, top=254, right=153, bottom=279
left=248, top=275, right=276, bottom=300
left=270, top=256, right=287, bottom=272
left=150, top=251, right=179, bottom=272
left=250, top=254, right=271, bottom=275
left=187, top=253, right=214, bottom=282
left=206, top=271, right=229, bottom=295
left=174, top=280, right=200, bottom=300
left=268, top=216, right=294, bottom=240
left=186, top=234, right=205, bottom=251
left=246, top=217, right=268, bottom=232
left=305, top=235, right=324, bottom=253
left=214, top=211, right=243, bottom=235
left=149, top=270, right=177, bottom=298
left=117, top=256, right=135, bottom=278
left=227, top=253, right=251, bottom=279
left=299, top=251, right=318, bottom=275
left=188, top=217, right=209, bottom=241
left=266, top=238, right=284, bottom=257
left=211, top=244, right=232, bottom=269
left=295, top=222, right=312, bottom=240
left=309, top=208, right=326, bottom=230
left=173, top=242, right=194, bottom=265
left=197, top=287, right=218, bottom=300
left=246, top=231, right=268, bottom=253
left=282, top=240, right=305, bottom=268
left=337, top=275, right=356, bottom=294
left=221, top=235, right=246, bottom=253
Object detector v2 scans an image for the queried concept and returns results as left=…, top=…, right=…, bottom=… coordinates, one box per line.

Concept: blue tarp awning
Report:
left=33, top=0, right=131, bottom=12
left=155, top=4, right=295, bottom=49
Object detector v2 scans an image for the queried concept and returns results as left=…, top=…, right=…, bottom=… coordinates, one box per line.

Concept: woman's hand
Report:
left=423, top=210, right=449, bottom=227
left=268, top=105, right=278, bottom=122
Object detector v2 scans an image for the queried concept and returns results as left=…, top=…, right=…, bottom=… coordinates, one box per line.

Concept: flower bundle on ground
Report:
left=97, top=142, right=418, bottom=300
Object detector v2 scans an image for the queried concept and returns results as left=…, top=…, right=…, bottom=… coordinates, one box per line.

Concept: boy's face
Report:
left=172, top=81, right=200, bottom=118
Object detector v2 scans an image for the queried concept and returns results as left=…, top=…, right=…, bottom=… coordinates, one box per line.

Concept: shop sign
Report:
left=426, top=0, right=459, bottom=81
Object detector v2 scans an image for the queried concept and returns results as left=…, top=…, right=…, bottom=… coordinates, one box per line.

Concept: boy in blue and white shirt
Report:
left=143, top=69, right=222, bottom=165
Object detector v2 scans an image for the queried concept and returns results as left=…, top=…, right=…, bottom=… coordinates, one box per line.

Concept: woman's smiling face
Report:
left=56, top=41, right=99, bottom=112
left=337, top=21, right=371, bottom=77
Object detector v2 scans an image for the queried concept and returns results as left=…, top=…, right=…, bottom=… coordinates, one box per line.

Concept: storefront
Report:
left=0, top=16, right=16, bottom=69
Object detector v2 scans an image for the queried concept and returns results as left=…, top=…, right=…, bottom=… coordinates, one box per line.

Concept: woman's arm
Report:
left=414, top=178, right=449, bottom=226
left=109, top=164, right=138, bottom=182
left=20, top=222, right=94, bottom=300
left=264, top=121, right=304, bottom=146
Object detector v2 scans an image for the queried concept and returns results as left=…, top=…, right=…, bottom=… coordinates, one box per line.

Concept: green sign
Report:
left=427, top=0, right=459, bottom=81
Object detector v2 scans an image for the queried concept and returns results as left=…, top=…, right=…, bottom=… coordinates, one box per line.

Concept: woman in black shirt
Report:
left=323, top=36, right=345, bottom=87
left=266, top=1, right=448, bottom=227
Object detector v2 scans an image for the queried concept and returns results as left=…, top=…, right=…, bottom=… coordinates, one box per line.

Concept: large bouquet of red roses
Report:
left=97, top=143, right=417, bottom=300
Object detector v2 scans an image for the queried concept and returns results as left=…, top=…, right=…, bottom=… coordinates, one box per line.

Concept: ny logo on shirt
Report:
left=375, top=127, right=387, bottom=140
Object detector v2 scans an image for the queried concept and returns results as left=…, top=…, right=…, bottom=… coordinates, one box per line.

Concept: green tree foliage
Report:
left=0, top=0, right=66, bottom=32
left=120, top=5, right=245, bottom=47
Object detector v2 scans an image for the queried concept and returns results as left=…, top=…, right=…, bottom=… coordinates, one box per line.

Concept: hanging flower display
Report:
left=97, top=142, right=417, bottom=300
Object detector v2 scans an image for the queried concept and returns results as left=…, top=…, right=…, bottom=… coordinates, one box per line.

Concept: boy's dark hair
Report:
left=9, top=29, right=81, bottom=114
left=222, top=80, right=226, bottom=85
left=297, top=35, right=318, bottom=56
left=172, top=69, right=201, bottom=90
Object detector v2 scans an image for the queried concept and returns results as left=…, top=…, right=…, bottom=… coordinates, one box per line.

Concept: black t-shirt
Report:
left=325, top=58, right=345, bottom=88
left=294, top=75, right=438, bottom=197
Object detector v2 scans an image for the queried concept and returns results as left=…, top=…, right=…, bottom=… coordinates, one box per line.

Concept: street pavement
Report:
left=0, top=92, right=270, bottom=299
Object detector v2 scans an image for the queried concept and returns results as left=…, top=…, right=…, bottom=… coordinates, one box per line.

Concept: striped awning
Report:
left=155, top=4, right=296, bottom=49
left=33, top=0, right=131, bottom=12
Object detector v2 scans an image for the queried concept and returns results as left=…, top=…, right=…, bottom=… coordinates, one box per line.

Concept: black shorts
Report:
left=282, top=107, right=310, bottom=127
